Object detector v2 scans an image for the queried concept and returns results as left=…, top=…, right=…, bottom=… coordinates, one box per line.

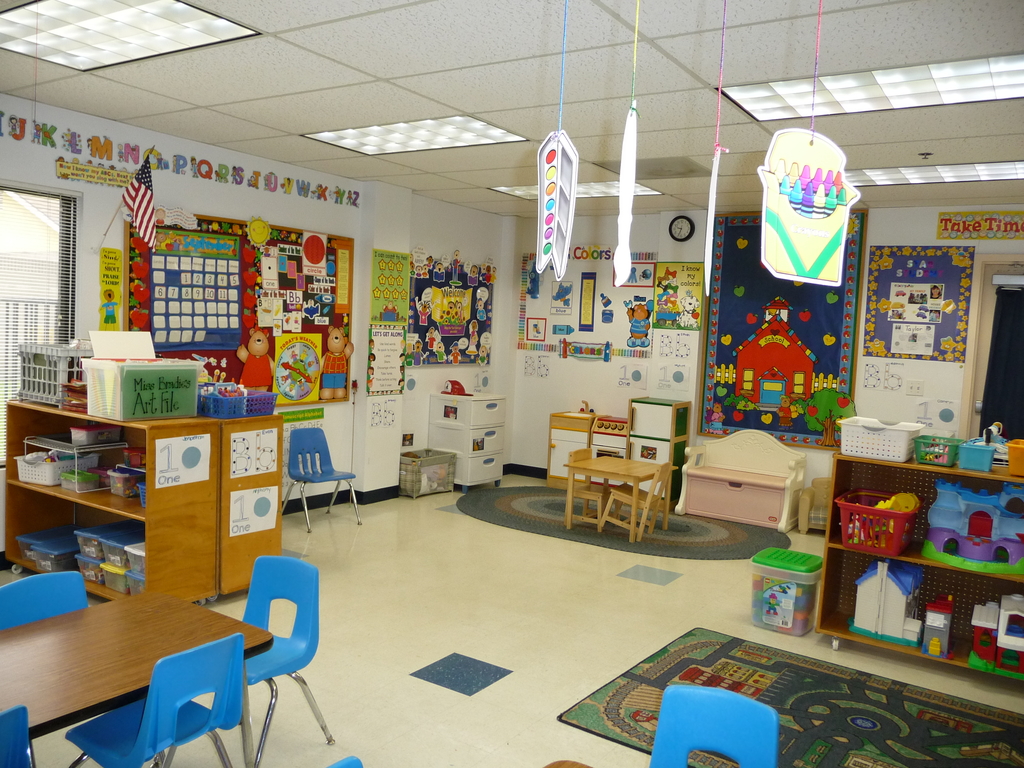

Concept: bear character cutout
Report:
left=626, top=299, right=653, bottom=347
left=320, top=326, right=354, bottom=401
left=237, top=327, right=273, bottom=391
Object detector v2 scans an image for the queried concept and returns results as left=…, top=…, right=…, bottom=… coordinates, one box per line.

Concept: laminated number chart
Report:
left=150, top=232, right=242, bottom=349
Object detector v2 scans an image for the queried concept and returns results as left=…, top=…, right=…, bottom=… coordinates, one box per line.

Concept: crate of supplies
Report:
left=838, top=417, right=924, bottom=462
left=32, top=536, right=81, bottom=572
left=101, top=562, right=131, bottom=593
left=913, top=435, right=964, bottom=466
left=836, top=489, right=921, bottom=556
left=122, top=446, right=146, bottom=467
left=68, top=424, right=122, bottom=446
left=75, top=521, right=145, bottom=559
left=108, top=466, right=145, bottom=498
left=16, top=524, right=78, bottom=561
left=75, top=553, right=105, bottom=584
left=399, top=449, right=456, bottom=498
left=198, top=383, right=278, bottom=419
left=14, top=451, right=100, bottom=486
left=18, top=342, right=92, bottom=406
left=82, top=359, right=202, bottom=421
left=751, top=548, right=823, bottom=636
left=61, top=470, right=99, bottom=492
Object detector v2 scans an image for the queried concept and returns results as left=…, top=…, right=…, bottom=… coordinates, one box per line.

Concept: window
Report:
left=793, top=371, right=806, bottom=396
left=742, top=369, right=754, bottom=389
left=0, top=186, right=78, bottom=464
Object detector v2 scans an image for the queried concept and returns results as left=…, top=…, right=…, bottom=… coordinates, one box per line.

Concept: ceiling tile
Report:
left=416, top=187, right=520, bottom=204
left=858, top=179, right=1024, bottom=207
left=572, top=122, right=770, bottom=165
left=215, top=81, right=453, bottom=134
left=439, top=166, right=540, bottom=187
left=123, top=108, right=283, bottom=144
left=95, top=38, right=371, bottom=106
left=395, top=43, right=702, bottom=114
left=0, top=50, right=77, bottom=92
left=294, top=155, right=422, bottom=178
left=376, top=173, right=474, bottom=191
left=9, top=75, right=194, bottom=120
left=379, top=142, right=538, bottom=174
left=216, top=135, right=359, bottom=163
left=447, top=198, right=537, bottom=216
left=281, top=0, right=633, bottom=78
left=843, top=136, right=1024, bottom=169
left=191, top=0, right=422, bottom=33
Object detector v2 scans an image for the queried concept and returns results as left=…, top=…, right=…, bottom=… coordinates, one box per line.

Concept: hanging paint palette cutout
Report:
left=536, top=130, right=579, bottom=281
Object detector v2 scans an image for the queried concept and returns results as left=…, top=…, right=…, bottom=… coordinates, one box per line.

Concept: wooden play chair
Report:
left=597, top=461, right=672, bottom=542
left=565, top=448, right=609, bottom=527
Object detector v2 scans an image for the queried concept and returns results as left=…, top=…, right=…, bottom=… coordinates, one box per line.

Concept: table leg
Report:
left=241, top=669, right=255, bottom=768
left=630, top=481, right=641, bottom=543
left=564, top=472, right=576, bottom=529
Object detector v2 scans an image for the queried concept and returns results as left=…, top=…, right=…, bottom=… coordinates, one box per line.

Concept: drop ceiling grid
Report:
left=8, top=74, right=196, bottom=120
left=188, top=0, right=423, bottom=33
left=216, top=135, right=363, bottom=164
left=123, top=107, right=286, bottom=145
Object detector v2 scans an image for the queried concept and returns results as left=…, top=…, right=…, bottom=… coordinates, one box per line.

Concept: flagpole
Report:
left=101, top=200, right=125, bottom=242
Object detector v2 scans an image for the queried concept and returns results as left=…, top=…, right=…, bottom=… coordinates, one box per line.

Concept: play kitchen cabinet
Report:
left=428, top=394, right=505, bottom=492
left=817, top=453, right=1024, bottom=673
left=627, top=398, right=690, bottom=499
left=546, top=411, right=596, bottom=489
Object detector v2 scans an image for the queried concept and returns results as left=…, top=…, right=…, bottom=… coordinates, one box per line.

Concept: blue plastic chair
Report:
left=0, top=705, right=32, bottom=768
left=65, top=633, right=244, bottom=768
left=282, top=427, right=361, bottom=533
left=243, top=557, right=333, bottom=768
left=326, top=759, right=362, bottom=768
left=0, top=571, right=88, bottom=631
left=649, top=685, right=779, bottom=768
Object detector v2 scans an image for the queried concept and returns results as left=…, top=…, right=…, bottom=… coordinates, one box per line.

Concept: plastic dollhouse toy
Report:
left=921, top=594, right=954, bottom=659
left=922, top=480, right=1024, bottom=575
left=850, top=559, right=924, bottom=646
left=969, top=594, right=1024, bottom=679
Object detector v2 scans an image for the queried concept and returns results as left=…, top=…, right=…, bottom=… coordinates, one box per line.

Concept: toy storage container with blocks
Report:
left=17, top=342, right=92, bottom=405
left=751, top=548, right=822, bottom=636
left=839, top=417, right=924, bottom=462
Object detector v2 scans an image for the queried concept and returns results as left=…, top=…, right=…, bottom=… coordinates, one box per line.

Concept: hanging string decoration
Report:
left=757, top=0, right=860, bottom=286
left=612, top=0, right=643, bottom=287
left=536, top=0, right=579, bottom=282
left=702, top=0, right=730, bottom=296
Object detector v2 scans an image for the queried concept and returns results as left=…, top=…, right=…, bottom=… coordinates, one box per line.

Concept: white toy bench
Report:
left=675, top=429, right=806, bottom=533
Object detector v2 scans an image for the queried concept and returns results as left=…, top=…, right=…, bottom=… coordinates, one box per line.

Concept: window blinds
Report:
left=0, top=186, right=78, bottom=464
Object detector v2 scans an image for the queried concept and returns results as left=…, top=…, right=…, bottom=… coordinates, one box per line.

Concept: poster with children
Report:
left=407, top=248, right=494, bottom=366
left=653, top=262, right=703, bottom=331
left=862, top=245, right=974, bottom=362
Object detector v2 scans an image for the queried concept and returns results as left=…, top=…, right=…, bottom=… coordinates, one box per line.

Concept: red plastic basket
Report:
left=835, top=489, right=920, bottom=556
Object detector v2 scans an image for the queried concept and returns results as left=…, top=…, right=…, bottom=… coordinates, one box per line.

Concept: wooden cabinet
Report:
left=627, top=398, right=689, bottom=500
left=428, top=394, right=505, bottom=492
left=546, top=412, right=595, bottom=488
left=817, top=453, right=1024, bottom=673
left=5, top=401, right=283, bottom=601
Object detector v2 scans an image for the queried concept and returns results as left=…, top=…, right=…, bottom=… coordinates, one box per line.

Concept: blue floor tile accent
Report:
left=437, top=504, right=464, bottom=514
left=617, top=564, right=683, bottom=585
left=411, top=653, right=512, bottom=695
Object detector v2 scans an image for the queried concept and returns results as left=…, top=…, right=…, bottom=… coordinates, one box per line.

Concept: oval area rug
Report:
left=455, top=485, right=790, bottom=559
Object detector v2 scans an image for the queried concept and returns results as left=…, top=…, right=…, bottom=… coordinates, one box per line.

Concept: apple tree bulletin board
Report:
left=125, top=214, right=354, bottom=404
left=701, top=211, right=865, bottom=448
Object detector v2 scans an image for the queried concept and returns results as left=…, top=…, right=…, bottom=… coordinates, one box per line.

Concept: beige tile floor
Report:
left=12, top=474, right=1024, bottom=768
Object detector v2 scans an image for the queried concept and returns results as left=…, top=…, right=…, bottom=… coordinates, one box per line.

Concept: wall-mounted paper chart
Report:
left=154, top=434, right=211, bottom=488
left=229, top=428, right=278, bottom=479
left=229, top=486, right=279, bottom=537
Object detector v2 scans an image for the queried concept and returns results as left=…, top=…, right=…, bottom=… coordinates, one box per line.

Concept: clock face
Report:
left=670, top=215, right=695, bottom=242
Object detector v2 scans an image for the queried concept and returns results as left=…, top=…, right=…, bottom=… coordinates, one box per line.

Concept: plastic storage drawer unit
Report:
left=751, top=547, right=823, bottom=636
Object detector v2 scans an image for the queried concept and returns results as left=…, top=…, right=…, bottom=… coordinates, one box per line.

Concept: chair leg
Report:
left=161, top=746, right=177, bottom=768
left=347, top=480, right=362, bottom=525
left=298, top=481, right=312, bottom=533
left=207, top=731, right=235, bottom=768
left=254, top=678, right=278, bottom=768
left=288, top=671, right=336, bottom=746
left=327, top=480, right=341, bottom=514
left=281, top=480, right=295, bottom=512
left=68, top=752, right=89, bottom=768
left=597, top=494, right=614, bottom=532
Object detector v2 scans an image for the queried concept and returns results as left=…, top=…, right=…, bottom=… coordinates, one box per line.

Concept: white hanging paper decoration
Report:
left=612, top=101, right=638, bottom=287
left=702, top=146, right=725, bottom=296
left=536, top=130, right=579, bottom=281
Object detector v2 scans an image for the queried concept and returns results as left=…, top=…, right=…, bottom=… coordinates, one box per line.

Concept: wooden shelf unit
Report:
left=817, top=453, right=1024, bottom=672
left=6, top=401, right=221, bottom=602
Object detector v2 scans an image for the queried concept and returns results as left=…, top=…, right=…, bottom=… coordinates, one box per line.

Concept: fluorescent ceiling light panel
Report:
left=726, top=54, right=1024, bottom=120
left=492, top=182, right=661, bottom=199
left=845, top=161, right=1024, bottom=186
left=0, top=0, right=255, bottom=70
left=306, top=117, right=526, bottom=155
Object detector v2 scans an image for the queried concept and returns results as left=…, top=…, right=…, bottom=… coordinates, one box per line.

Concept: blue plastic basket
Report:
left=138, top=482, right=147, bottom=508
left=198, top=383, right=278, bottom=419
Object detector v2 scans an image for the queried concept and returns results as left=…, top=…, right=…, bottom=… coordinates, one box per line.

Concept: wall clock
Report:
left=669, top=215, right=695, bottom=242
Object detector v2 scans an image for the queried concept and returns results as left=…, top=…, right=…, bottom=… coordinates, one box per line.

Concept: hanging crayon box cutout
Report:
left=535, top=131, right=579, bottom=281
left=757, top=128, right=861, bottom=287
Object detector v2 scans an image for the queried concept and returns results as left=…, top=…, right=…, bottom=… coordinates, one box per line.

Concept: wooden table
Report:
left=563, top=456, right=662, bottom=542
left=0, top=591, right=273, bottom=767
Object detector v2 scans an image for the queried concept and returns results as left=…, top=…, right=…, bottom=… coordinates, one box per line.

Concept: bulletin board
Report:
left=862, top=245, right=974, bottom=362
left=701, top=212, right=865, bottom=448
left=517, top=250, right=657, bottom=359
left=407, top=248, right=495, bottom=366
left=125, top=215, right=354, bottom=402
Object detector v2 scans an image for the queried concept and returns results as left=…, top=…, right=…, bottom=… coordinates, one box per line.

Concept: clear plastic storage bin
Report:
left=16, top=524, right=78, bottom=561
left=75, top=521, right=145, bottom=559
left=69, top=424, right=122, bottom=446
left=100, top=562, right=130, bottom=593
left=32, top=536, right=81, bottom=572
left=125, top=542, right=146, bottom=576
left=751, top=547, right=823, bottom=636
left=99, top=531, right=145, bottom=568
left=125, top=569, right=145, bottom=596
left=75, top=553, right=105, bottom=584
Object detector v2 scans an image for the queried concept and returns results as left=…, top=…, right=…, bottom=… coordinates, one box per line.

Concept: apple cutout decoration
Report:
left=130, top=283, right=150, bottom=303
left=799, top=310, right=811, bottom=322
left=746, top=313, right=758, bottom=324
left=716, top=385, right=728, bottom=396
left=826, top=291, right=839, bottom=304
left=761, top=413, right=772, bottom=424
left=736, top=237, right=749, bottom=249
left=837, top=396, right=851, bottom=409
left=721, top=334, right=732, bottom=345
left=131, top=260, right=149, bottom=279
left=823, top=334, right=837, bottom=346
left=733, top=411, right=744, bottom=422
left=807, top=405, right=818, bottom=417
left=734, top=285, right=745, bottom=297
left=129, top=308, right=149, bottom=330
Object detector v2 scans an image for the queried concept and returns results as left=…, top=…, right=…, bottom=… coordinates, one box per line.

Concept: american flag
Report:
left=123, top=162, right=155, bottom=249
